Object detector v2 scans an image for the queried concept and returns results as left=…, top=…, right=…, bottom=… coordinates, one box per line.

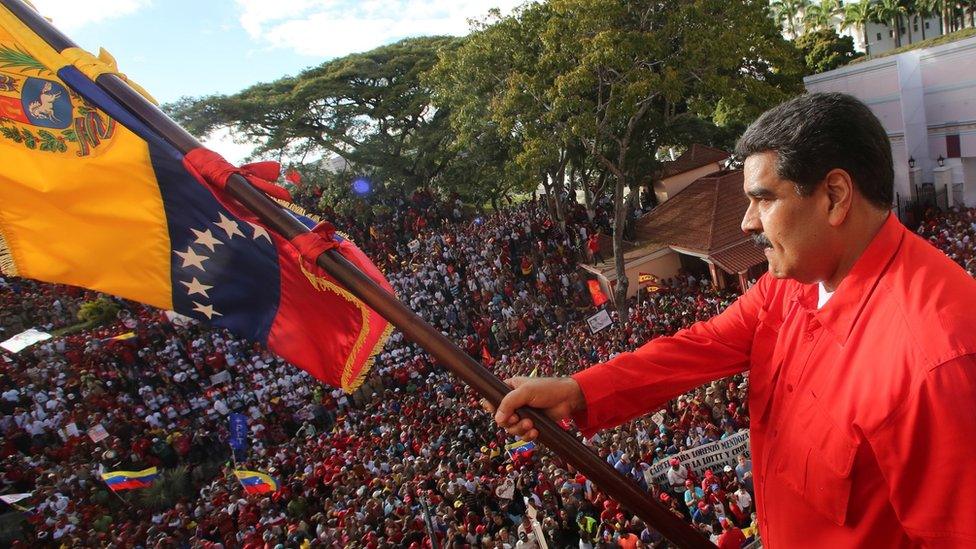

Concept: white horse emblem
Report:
left=28, top=81, right=62, bottom=124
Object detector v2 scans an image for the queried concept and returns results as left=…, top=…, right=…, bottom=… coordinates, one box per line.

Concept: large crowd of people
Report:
left=13, top=192, right=971, bottom=548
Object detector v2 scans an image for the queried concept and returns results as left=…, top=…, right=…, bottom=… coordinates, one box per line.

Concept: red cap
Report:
left=669, top=458, right=680, bottom=466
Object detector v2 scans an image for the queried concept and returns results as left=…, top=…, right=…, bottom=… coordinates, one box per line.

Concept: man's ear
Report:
left=823, top=169, right=854, bottom=226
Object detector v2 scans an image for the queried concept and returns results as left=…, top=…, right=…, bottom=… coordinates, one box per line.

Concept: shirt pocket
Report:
left=773, top=391, right=859, bottom=526
left=749, top=307, right=783, bottom=415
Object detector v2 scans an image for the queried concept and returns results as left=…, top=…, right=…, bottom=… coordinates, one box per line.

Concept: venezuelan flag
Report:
left=0, top=4, right=392, bottom=392
left=505, top=439, right=536, bottom=458
left=234, top=470, right=278, bottom=495
left=100, top=467, right=159, bottom=491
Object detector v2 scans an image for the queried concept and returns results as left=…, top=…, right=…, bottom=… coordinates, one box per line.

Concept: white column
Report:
left=897, top=53, right=929, bottom=194
left=934, top=166, right=954, bottom=206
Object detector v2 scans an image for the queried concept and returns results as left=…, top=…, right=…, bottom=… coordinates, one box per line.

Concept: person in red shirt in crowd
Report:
left=490, top=93, right=976, bottom=547
left=586, top=231, right=603, bottom=264
left=716, top=518, right=746, bottom=549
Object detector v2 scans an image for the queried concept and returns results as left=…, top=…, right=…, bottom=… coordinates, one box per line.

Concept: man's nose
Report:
left=741, top=202, right=761, bottom=235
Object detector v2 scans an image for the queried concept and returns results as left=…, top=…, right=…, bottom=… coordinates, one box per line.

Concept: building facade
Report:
left=804, top=35, right=976, bottom=212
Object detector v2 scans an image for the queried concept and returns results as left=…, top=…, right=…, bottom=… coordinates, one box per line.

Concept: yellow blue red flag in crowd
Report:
left=100, top=467, right=159, bottom=492
left=233, top=470, right=278, bottom=495
left=0, top=3, right=393, bottom=392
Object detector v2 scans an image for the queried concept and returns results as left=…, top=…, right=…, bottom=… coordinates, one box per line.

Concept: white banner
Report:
left=0, top=328, right=51, bottom=353
left=648, top=430, right=750, bottom=483
left=586, top=309, right=612, bottom=334
left=210, top=370, right=232, bottom=385
left=87, top=423, right=109, bottom=443
left=0, top=493, right=32, bottom=505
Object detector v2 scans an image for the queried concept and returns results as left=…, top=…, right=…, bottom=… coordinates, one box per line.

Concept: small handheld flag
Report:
left=100, top=467, right=159, bottom=491
left=234, top=469, right=278, bottom=494
left=505, top=439, right=536, bottom=459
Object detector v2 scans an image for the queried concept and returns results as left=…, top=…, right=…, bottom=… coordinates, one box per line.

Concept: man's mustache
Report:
left=752, top=234, right=772, bottom=249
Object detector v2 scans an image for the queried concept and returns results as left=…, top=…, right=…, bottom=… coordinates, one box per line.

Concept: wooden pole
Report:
left=1, top=2, right=713, bottom=546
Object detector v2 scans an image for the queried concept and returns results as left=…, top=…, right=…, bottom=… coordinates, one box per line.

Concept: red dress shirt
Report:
left=572, top=214, right=976, bottom=547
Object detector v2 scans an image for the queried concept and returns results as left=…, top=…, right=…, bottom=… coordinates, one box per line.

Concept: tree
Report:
left=804, top=0, right=842, bottom=32
left=842, top=0, right=875, bottom=53
left=166, top=37, right=462, bottom=195
left=914, top=0, right=937, bottom=40
left=795, top=28, right=864, bottom=73
left=772, top=0, right=812, bottom=37
left=541, top=0, right=803, bottom=319
left=873, top=0, right=909, bottom=47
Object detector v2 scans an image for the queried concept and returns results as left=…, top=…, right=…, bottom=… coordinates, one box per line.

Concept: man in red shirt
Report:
left=716, top=518, right=746, bottom=549
left=489, top=93, right=976, bottom=547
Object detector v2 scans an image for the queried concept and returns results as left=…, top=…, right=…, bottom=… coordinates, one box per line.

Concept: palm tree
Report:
left=914, top=0, right=935, bottom=39
left=962, top=0, right=976, bottom=28
left=874, top=0, right=910, bottom=47
left=900, top=0, right=917, bottom=44
left=772, top=0, right=811, bottom=37
left=805, top=0, right=842, bottom=32
left=843, top=0, right=876, bottom=53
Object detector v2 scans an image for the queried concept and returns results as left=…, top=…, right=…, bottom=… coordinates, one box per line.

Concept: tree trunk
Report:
left=612, top=170, right=629, bottom=324
left=906, top=14, right=913, bottom=44
left=893, top=17, right=902, bottom=47
left=863, top=26, right=871, bottom=55
left=552, top=162, right=568, bottom=235
left=920, top=15, right=926, bottom=40
left=540, top=174, right=557, bottom=221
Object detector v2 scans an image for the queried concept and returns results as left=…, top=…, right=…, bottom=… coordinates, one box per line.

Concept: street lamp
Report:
left=937, top=155, right=945, bottom=167
left=908, top=156, right=916, bottom=169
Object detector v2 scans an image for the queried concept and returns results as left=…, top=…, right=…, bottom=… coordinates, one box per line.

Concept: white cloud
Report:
left=29, top=0, right=152, bottom=32
left=201, top=126, right=261, bottom=165
left=234, top=0, right=525, bottom=58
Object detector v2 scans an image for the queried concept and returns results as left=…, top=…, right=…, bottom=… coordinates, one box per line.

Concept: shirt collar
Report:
left=800, top=213, right=905, bottom=345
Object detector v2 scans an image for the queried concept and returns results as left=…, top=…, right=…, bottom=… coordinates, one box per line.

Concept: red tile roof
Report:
left=635, top=169, right=766, bottom=274
left=660, top=144, right=731, bottom=179
left=711, top=240, right=767, bottom=275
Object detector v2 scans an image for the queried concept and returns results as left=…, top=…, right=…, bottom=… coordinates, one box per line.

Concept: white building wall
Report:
left=804, top=36, right=976, bottom=207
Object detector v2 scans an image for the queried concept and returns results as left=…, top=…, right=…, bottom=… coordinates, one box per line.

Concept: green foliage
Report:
left=795, top=28, right=864, bottom=74
left=165, top=37, right=463, bottom=195
left=137, top=466, right=193, bottom=510
left=77, top=297, right=120, bottom=326
left=427, top=3, right=555, bottom=208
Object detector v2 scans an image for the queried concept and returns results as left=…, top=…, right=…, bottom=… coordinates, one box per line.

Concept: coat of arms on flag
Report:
left=0, top=30, right=114, bottom=156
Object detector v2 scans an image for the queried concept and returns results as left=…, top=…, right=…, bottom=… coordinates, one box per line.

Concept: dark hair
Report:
left=735, top=92, right=893, bottom=209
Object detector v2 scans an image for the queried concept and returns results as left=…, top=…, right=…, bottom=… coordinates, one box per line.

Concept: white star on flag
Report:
left=192, top=301, right=222, bottom=319
left=215, top=213, right=244, bottom=240
left=180, top=277, right=213, bottom=298
left=191, top=228, right=223, bottom=252
left=174, top=246, right=209, bottom=271
left=248, top=222, right=272, bottom=243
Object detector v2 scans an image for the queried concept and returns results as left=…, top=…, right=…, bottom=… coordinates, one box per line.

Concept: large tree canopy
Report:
left=166, top=36, right=461, bottom=194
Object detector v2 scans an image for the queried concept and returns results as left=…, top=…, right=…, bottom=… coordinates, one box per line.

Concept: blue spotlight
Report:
left=352, top=178, right=371, bottom=195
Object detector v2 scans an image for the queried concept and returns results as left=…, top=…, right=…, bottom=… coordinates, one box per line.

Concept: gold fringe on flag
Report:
left=0, top=224, right=17, bottom=276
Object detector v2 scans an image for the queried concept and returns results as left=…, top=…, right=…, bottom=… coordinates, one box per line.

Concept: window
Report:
left=947, top=135, right=961, bottom=158
left=889, top=29, right=894, bottom=37
left=877, top=32, right=882, bottom=40
left=925, top=21, right=930, bottom=29
left=914, top=23, right=918, bottom=32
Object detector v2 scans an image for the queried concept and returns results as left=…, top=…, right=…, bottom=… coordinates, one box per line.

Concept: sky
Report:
left=30, top=0, right=524, bottom=104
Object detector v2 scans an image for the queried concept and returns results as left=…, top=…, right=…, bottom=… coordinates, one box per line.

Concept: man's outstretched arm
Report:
left=490, top=275, right=773, bottom=439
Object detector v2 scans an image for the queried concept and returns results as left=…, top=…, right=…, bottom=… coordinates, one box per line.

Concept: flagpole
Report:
left=1, top=2, right=711, bottom=546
